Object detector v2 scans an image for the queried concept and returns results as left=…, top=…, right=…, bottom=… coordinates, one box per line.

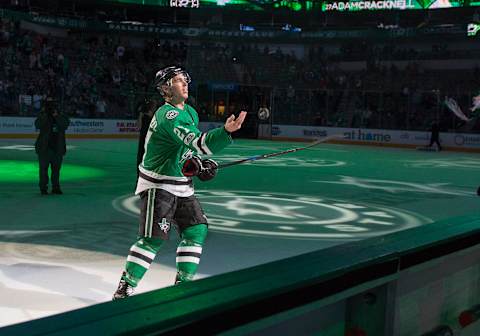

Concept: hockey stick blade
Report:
left=218, top=134, right=342, bottom=169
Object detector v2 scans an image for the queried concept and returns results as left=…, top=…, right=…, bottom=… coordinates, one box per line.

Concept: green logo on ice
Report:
left=113, top=190, right=430, bottom=240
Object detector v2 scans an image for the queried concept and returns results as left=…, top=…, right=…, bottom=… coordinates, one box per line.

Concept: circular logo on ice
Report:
left=113, top=191, right=430, bottom=240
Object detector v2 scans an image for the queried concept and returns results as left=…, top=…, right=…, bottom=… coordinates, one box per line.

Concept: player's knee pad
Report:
left=181, top=223, right=208, bottom=245
left=136, top=236, right=164, bottom=253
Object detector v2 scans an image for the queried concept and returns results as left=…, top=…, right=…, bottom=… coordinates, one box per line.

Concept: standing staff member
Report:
left=35, top=97, right=70, bottom=195
left=113, top=65, right=246, bottom=299
left=428, top=120, right=442, bottom=151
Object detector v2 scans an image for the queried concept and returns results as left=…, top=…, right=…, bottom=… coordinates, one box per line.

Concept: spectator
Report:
left=95, top=97, right=108, bottom=118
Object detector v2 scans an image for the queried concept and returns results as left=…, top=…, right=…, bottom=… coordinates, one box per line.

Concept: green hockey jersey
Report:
left=136, top=102, right=232, bottom=196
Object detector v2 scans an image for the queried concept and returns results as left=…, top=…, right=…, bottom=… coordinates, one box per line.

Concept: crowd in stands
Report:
left=0, top=15, right=479, bottom=132
left=0, top=18, right=190, bottom=119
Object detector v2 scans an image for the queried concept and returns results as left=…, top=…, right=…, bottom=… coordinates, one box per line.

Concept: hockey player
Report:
left=113, top=65, right=246, bottom=299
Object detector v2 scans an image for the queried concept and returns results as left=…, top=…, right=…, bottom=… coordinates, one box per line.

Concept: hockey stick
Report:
left=218, top=134, right=342, bottom=169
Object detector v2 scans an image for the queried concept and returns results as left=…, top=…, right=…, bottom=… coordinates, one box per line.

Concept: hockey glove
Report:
left=182, top=156, right=202, bottom=177
left=198, top=159, right=218, bottom=182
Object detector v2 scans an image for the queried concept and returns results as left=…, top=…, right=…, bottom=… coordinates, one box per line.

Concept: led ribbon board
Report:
left=102, top=0, right=310, bottom=10
left=321, top=0, right=469, bottom=11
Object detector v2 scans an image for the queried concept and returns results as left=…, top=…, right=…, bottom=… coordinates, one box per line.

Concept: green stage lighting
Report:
left=0, top=160, right=104, bottom=183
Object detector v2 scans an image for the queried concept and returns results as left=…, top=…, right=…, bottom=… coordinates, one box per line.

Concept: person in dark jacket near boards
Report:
left=427, top=120, right=442, bottom=151
left=35, top=97, right=70, bottom=195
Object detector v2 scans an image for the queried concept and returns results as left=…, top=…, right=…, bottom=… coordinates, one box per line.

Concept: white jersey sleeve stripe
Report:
left=192, top=136, right=202, bottom=154
left=196, top=133, right=208, bottom=155
left=201, top=132, right=213, bottom=155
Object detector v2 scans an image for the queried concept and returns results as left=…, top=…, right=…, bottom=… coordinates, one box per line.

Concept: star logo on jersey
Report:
left=166, top=110, right=179, bottom=120
left=113, top=190, right=430, bottom=240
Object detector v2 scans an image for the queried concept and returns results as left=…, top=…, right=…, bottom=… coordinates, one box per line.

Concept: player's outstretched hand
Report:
left=225, top=111, right=247, bottom=133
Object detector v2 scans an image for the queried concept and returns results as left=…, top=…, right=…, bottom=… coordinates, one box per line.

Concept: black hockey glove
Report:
left=198, top=159, right=218, bottom=182
left=182, top=156, right=202, bottom=177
